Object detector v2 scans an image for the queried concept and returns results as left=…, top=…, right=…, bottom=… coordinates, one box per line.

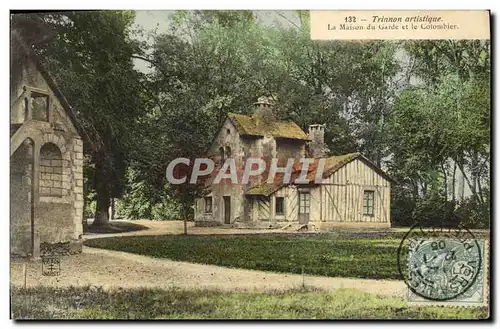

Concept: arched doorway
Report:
left=10, top=138, right=34, bottom=257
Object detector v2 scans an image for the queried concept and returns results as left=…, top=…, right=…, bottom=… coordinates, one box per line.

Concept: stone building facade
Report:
left=194, top=97, right=394, bottom=229
left=10, top=31, right=84, bottom=257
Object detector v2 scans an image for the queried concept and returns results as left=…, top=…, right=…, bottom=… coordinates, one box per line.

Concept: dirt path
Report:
left=82, top=220, right=319, bottom=240
left=11, top=220, right=407, bottom=296
left=11, top=245, right=406, bottom=297
left=12, top=221, right=489, bottom=297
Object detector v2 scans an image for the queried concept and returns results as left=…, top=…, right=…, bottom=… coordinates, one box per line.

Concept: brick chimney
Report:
left=253, top=96, right=275, bottom=120
left=307, top=124, right=329, bottom=158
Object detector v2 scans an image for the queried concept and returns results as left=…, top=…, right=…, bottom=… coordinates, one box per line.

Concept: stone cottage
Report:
left=194, top=97, right=395, bottom=229
left=10, top=30, right=85, bottom=257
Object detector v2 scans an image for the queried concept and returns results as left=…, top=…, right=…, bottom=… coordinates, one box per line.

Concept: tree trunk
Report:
left=91, top=152, right=111, bottom=227
left=441, top=162, right=448, bottom=201
left=470, top=152, right=478, bottom=197
left=421, top=180, right=428, bottom=198
left=93, top=184, right=110, bottom=227
left=82, top=193, right=88, bottom=230
left=477, top=174, right=484, bottom=204
left=411, top=179, right=419, bottom=202
left=110, top=198, right=115, bottom=221
left=476, top=154, right=489, bottom=204
left=182, top=204, right=189, bottom=235
left=456, top=160, right=483, bottom=205
left=451, top=162, right=457, bottom=202
left=458, top=169, right=465, bottom=201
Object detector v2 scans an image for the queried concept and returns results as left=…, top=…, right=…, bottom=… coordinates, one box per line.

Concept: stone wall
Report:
left=10, top=139, right=33, bottom=257
left=10, top=34, right=84, bottom=257
left=307, top=124, right=328, bottom=158
left=276, top=139, right=305, bottom=164
left=72, top=137, right=84, bottom=239
left=37, top=133, right=83, bottom=253
left=196, top=118, right=246, bottom=224
left=39, top=143, right=64, bottom=197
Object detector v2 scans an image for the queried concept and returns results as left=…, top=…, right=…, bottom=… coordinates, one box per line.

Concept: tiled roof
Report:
left=227, top=113, right=309, bottom=141
left=246, top=153, right=395, bottom=196
left=323, top=153, right=361, bottom=176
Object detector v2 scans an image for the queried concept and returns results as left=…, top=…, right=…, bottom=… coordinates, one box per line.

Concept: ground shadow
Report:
left=83, top=221, right=149, bottom=234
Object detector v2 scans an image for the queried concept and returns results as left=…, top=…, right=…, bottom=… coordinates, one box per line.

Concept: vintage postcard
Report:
left=9, top=9, right=491, bottom=320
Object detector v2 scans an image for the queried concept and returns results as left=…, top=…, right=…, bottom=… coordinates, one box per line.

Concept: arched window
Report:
left=40, top=142, right=63, bottom=197
left=225, top=146, right=231, bottom=158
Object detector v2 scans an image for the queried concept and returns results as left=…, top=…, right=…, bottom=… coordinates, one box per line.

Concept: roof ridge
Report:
left=327, top=152, right=361, bottom=159
left=227, top=112, right=309, bottom=141
left=229, top=112, right=296, bottom=123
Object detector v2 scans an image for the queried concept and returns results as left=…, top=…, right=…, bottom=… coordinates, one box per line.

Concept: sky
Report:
left=132, top=10, right=300, bottom=72
left=133, top=10, right=300, bottom=32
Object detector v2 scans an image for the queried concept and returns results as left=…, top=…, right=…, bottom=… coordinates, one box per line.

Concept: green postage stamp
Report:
left=398, top=225, right=489, bottom=307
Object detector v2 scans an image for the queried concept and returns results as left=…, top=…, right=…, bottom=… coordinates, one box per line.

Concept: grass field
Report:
left=11, top=286, right=488, bottom=320
left=85, top=233, right=402, bottom=279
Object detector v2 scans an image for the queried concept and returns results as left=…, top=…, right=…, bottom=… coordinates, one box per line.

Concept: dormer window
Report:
left=32, top=94, right=49, bottom=121
left=20, top=86, right=52, bottom=123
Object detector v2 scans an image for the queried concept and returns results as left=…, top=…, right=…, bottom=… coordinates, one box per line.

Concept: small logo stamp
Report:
left=41, top=256, right=60, bottom=276
left=397, top=224, right=487, bottom=306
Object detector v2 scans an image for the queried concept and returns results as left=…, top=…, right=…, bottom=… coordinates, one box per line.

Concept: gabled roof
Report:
left=246, top=182, right=283, bottom=197
left=11, top=30, right=90, bottom=146
left=227, top=113, right=309, bottom=141
left=323, top=152, right=361, bottom=177
left=245, top=158, right=321, bottom=196
left=245, top=152, right=396, bottom=196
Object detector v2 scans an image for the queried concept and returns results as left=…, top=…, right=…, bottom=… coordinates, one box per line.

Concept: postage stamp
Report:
left=397, top=224, right=489, bottom=306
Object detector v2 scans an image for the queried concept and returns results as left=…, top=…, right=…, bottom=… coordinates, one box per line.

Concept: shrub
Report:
left=392, top=190, right=490, bottom=229
left=413, top=194, right=457, bottom=227
left=390, top=188, right=416, bottom=227
left=454, top=196, right=490, bottom=229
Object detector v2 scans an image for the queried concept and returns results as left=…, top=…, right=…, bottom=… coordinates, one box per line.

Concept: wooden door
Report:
left=223, top=196, right=231, bottom=224
left=298, top=192, right=310, bottom=224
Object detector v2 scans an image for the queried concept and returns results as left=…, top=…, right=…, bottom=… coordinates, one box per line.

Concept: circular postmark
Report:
left=397, top=224, right=482, bottom=301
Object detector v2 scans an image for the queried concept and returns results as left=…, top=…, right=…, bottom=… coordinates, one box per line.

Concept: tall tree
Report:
left=387, top=40, right=490, bottom=221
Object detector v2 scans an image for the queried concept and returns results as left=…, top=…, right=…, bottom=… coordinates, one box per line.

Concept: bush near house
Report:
left=455, top=196, right=490, bottom=229
left=391, top=192, right=490, bottom=229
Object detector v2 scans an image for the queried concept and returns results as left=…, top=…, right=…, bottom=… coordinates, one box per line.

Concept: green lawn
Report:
left=85, top=233, right=402, bottom=279
left=11, top=286, right=488, bottom=320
